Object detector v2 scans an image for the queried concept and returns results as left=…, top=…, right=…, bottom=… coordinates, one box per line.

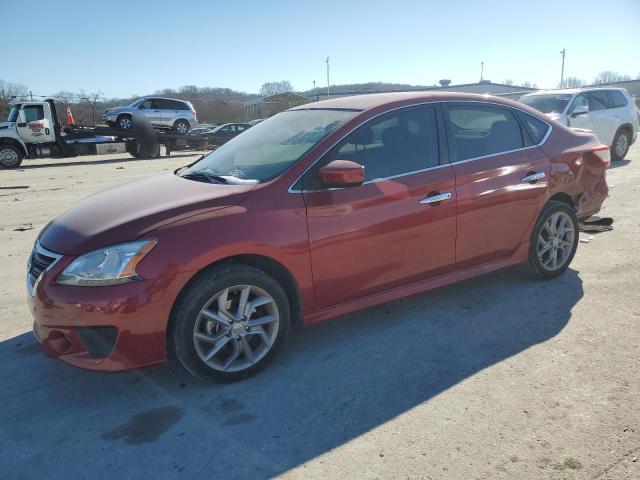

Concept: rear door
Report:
left=444, top=102, right=551, bottom=268
left=586, top=91, right=619, bottom=145
left=301, top=104, right=457, bottom=308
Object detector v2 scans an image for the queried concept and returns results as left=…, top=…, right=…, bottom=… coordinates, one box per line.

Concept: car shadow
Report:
left=609, top=159, right=631, bottom=169
left=0, top=267, right=583, bottom=479
left=16, top=153, right=203, bottom=170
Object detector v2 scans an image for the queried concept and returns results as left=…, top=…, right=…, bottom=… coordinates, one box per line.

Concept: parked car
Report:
left=28, top=92, right=609, bottom=380
left=519, top=88, right=638, bottom=161
left=101, top=97, right=197, bottom=133
left=195, top=122, right=252, bottom=146
left=248, top=118, right=265, bottom=126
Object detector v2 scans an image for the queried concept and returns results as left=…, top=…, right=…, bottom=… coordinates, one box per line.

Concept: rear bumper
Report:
left=28, top=268, right=193, bottom=372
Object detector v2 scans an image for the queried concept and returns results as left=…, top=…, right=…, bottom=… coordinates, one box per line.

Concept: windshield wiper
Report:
left=180, top=170, right=227, bottom=184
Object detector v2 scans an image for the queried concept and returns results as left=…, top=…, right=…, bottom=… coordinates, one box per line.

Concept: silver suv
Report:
left=102, top=97, right=197, bottom=133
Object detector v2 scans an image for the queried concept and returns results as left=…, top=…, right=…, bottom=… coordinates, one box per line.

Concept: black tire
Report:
left=0, top=144, right=23, bottom=169
left=115, top=114, right=133, bottom=130
left=126, top=139, right=159, bottom=159
left=611, top=129, right=630, bottom=161
left=173, top=119, right=190, bottom=134
left=171, top=263, right=291, bottom=381
left=525, top=200, right=579, bottom=279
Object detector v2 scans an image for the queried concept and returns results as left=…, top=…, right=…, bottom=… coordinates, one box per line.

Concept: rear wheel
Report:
left=171, top=264, right=291, bottom=381
left=611, top=129, right=630, bottom=161
left=526, top=201, right=579, bottom=279
left=173, top=119, right=189, bottom=134
left=0, top=145, right=23, bottom=169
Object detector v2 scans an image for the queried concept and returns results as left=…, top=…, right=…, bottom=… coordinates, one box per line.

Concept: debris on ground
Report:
left=579, top=216, right=614, bottom=233
left=13, top=223, right=34, bottom=232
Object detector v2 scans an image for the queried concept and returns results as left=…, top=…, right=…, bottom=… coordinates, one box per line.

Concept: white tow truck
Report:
left=0, top=99, right=208, bottom=168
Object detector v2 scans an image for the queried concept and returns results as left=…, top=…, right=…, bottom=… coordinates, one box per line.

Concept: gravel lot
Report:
left=0, top=145, right=638, bottom=480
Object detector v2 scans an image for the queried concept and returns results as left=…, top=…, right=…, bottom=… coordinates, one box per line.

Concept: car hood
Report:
left=39, top=173, right=254, bottom=255
left=104, top=106, right=128, bottom=114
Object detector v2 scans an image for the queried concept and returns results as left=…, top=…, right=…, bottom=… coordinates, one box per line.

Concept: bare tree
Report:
left=0, top=80, right=29, bottom=120
left=593, top=71, right=632, bottom=85
left=562, top=76, right=586, bottom=88
left=260, top=80, right=293, bottom=97
left=502, top=79, right=514, bottom=85
left=79, top=89, right=104, bottom=125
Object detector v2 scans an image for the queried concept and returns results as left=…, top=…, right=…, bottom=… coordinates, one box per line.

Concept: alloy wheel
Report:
left=176, top=122, right=188, bottom=134
left=119, top=117, right=132, bottom=129
left=192, top=285, right=280, bottom=373
left=615, top=133, right=628, bottom=158
left=537, top=211, right=575, bottom=271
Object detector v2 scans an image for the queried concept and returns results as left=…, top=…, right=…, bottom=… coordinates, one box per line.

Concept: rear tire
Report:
left=173, top=119, right=190, bottom=134
left=171, top=264, right=291, bottom=381
left=0, top=145, right=23, bottom=169
left=611, top=129, right=630, bottom=161
left=525, top=201, right=579, bottom=279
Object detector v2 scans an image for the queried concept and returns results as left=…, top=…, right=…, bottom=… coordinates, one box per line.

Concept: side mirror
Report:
left=318, top=160, right=365, bottom=188
left=571, top=105, right=588, bottom=117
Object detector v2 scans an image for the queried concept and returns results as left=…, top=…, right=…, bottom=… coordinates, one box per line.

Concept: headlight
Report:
left=57, top=239, right=157, bottom=286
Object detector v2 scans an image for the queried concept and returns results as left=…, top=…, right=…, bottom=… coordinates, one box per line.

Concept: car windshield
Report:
left=127, top=98, right=143, bottom=107
left=7, top=105, right=20, bottom=122
left=519, top=94, right=573, bottom=114
left=181, top=109, right=358, bottom=182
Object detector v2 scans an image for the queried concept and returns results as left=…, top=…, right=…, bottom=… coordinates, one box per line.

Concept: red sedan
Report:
left=27, top=92, right=609, bottom=380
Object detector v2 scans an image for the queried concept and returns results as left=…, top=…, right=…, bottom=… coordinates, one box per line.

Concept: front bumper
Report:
left=27, top=253, right=193, bottom=372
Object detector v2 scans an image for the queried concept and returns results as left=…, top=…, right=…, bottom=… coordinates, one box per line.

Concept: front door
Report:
left=16, top=103, right=55, bottom=144
left=444, top=103, right=551, bottom=268
left=301, top=105, right=457, bottom=308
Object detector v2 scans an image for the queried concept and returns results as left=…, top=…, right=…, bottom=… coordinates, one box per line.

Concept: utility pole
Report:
left=325, top=57, right=330, bottom=98
left=29, top=90, right=33, bottom=101
left=313, top=80, right=317, bottom=101
left=480, top=62, right=484, bottom=81
left=559, top=49, right=566, bottom=89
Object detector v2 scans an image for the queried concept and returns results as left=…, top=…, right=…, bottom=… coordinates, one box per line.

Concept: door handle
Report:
left=419, top=192, right=452, bottom=205
left=521, top=172, right=545, bottom=183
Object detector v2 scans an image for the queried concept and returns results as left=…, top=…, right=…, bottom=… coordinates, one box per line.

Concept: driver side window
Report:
left=304, top=105, right=440, bottom=190
left=139, top=100, right=153, bottom=110
left=569, top=94, right=588, bottom=114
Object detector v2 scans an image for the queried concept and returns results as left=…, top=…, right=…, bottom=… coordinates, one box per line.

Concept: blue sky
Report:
left=1, top=0, right=638, bottom=98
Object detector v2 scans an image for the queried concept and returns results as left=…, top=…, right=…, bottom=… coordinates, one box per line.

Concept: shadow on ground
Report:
left=0, top=268, right=583, bottom=479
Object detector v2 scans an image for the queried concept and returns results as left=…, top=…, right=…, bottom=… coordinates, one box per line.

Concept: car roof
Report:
left=522, top=87, right=628, bottom=97
left=290, top=91, right=528, bottom=112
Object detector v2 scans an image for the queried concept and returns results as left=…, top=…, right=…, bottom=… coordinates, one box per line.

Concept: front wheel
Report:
left=116, top=115, right=133, bottom=130
left=611, top=129, right=630, bottom=161
left=171, top=264, right=291, bottom=381
left=0, top=145, right=23, bottom=169
left=526, top=201, right=579, bottom=279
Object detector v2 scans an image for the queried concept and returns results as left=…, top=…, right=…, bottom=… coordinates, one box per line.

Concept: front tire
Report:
left=116, top=114, right=133, bottom=130
left=171, top=264, right=291, bottom=381
left=526, top=201, right=579, bottom=279
left=611, top=129, right=630, bottom=161
left=0, top=145, right=23, bottom=169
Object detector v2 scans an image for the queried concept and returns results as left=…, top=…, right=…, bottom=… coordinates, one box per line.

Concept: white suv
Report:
left=520, top=88, right=638, bottom=161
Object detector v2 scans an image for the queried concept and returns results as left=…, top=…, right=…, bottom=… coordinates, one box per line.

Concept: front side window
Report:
left=139, top=100, right=153, bottom=109
left=519, top=94, right=572, bottom=114
left=569, top=94, right=588, bottom=114
left=305, top=105, right=440, bottom=188
left=182, top=109, right=357, bottom=182
left=446, top=105, right=523, bottom=161
left=23, top=105, right=44, bottom=123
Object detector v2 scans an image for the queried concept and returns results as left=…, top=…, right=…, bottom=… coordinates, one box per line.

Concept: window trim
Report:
left=288, top=100, right=552, bottom=193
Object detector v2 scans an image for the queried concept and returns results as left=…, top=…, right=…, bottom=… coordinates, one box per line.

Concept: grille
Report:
left=27, top=245, right=59, bottom=290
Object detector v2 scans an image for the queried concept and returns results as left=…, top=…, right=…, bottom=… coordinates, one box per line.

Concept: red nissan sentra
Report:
left=27, top=92, right=609, bottom=380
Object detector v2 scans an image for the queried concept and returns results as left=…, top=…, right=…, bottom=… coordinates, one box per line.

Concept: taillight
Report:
left=591, top=144, right=610, bottom=168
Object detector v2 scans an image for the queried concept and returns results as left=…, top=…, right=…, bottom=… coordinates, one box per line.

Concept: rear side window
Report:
left=166, top=100, right=190, bottom=110
left=609, top=91, right=628, bottom=108
left=445, top=104, right=524, bottom=161
left=588, top=91, right=611, bottom=111
left=516, top=111, right=550, bottom=145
